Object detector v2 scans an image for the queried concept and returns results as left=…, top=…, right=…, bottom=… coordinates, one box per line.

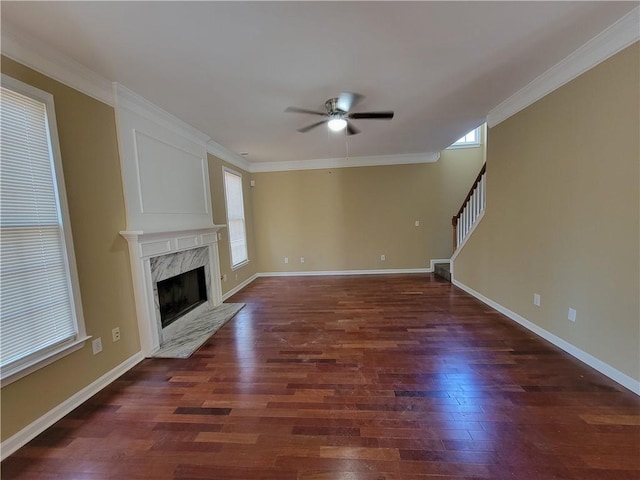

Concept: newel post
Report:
left=451, top=216, right=458, bottom=253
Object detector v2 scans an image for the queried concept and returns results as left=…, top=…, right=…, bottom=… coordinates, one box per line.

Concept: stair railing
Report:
left=452, top=163, right=486, bottom=252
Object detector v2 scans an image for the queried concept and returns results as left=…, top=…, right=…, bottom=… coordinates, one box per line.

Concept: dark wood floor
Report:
left=3, top=274, right=639, bottom=479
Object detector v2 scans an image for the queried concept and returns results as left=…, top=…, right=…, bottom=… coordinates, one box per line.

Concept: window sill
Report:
left=1, top=336, right=91, bottom=387
left=446, top=143, right=481, bottom=150
left=231, top=259, right=250, bottom=271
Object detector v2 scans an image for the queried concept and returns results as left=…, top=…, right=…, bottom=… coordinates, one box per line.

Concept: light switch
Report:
left=533, top=294, right=541, bottom=306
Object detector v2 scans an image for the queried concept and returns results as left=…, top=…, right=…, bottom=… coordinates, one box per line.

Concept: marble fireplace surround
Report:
left=120, top=227, right=224, bottom=356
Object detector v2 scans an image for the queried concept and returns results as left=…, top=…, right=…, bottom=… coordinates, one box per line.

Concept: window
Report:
left=1, top=75, right=87, bottom=385
left=449, top=127, right=481, bottom=148
left=222, top=168, right=248, bottom=268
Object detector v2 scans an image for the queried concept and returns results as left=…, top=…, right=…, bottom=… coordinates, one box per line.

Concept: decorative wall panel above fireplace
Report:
left=113, top=83, right=215, bottom=232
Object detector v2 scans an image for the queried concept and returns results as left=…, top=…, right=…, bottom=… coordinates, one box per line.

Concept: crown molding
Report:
left=208, top=148, right=441, bottom=174
left=113, top=83, right=210, bottom=147
left=1, top=22, right=114, bottom=106
left=488, top=7, right=640, bottom=128
left=206, top=141, right=253, bottom=172
left=249, top=152, right=441, bottom=173
left=0, top=22, right=441, bottom=174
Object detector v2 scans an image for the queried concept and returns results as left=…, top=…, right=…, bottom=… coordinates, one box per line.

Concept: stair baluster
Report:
left=452, top=163, right=486, bottom=252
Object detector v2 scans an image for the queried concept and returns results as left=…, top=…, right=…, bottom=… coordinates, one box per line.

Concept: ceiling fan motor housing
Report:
left=325, top=98, right=346, bottom=117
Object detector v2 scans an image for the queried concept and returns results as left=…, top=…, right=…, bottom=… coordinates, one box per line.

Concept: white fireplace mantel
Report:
left=113, top=85, right=229, bottom=356
left=120, top=226, right=225, bottom=356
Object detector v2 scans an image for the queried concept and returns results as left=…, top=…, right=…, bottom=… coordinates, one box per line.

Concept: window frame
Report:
left=1, top=74, right=89, bottom=387
left=447, top=127, right=481, bottom=149
left=221, top=166, right=249, bottom=270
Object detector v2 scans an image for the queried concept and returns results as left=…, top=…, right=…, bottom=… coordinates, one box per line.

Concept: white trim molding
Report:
left=488, top=7, right=640, bottom=127
left=113, top=83, right=210, bottom=147
left=223, top=265, right=452, bottom=299
left=207, top=143, right=441, bottom=174
left=120, top=227, right=225, bottom=357
left=258, top=267, right=431, bottom=277
left=113, top=83, right=215, bottom=233
left=222, top=273, right=259, bottom=301
left=1, top=352, right=145, bottom=461
left=429, top=259, right=451, bottom=271
left=1, top=22, right=114, bottom=106
left=1, top=336, right=89, bottom=388
left=249, top=152, right=441, bottom=173
left=0, top=74, right=90, bottom=387
left=446, top=143, right=481, bottom=150
left=451, top=278, right=640, bottom=396
left=207, top=141, right=252, bottom=173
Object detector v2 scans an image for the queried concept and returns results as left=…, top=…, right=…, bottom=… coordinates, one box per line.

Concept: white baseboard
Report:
left=222, top=273, right=259, bottom=301
left=226, top=266, right=447, bottom=294
left=257, top=267, right=431, bottom=277
left=451, top=278, right=640, bottom=395
left=1, top=351, right=145, bottom=461
left=223, top=267, right=437, bottom=296
left=429, top=258, right=450, bottom=270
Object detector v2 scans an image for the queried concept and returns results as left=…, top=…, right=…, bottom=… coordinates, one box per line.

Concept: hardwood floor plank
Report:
left=194, top=432, right=259, bottom=444
left=2, top=274, right=638, bottom=479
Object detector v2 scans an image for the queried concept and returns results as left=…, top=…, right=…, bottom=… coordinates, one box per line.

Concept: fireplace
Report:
left=150, top=245, right=212, bottom=345
left=120, top=228, right=224, bottom=356
left=157, top=266, right=207, bottom=328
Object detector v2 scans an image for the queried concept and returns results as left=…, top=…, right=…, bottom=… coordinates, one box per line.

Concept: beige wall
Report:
left=252, top=146, right=484, bottom=273
left=453, top=44, right=639, bottom=381
left=1, top=57, right=140, bottom=440
left=208, top=154, right=258, bottom=295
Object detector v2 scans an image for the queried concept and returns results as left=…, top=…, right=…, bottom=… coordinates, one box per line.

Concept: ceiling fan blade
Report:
left=349, top=111, right=394, bottom=120
left=346, top=122, right=360, bottom=136
left=297, top=120, right=328, bottom=133
left=336, top=92, right=364, bottom=113
left=285, top=107, right=327, bottom=116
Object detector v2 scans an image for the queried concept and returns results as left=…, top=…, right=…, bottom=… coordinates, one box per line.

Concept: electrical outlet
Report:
left=217, top=232, right=222, bottom=240
left=414, top=220, right=420, bottom=227
left=222, top=274, right=227, bottom=282
left=112, top=327, right=120, bottom=342
left=568, top=308, right=577, bottom=322
left=300, top=257, right=305, bottom=263
left=284, top=257, right=288, bottom=264
left=92, top=337, right=103, bottom=355
left=380, top=254, right=386, bottom=261
left=533, top=293, right=541, bottom=306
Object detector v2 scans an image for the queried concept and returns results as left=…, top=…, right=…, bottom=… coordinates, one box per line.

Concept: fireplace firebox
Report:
left=157, top=266, right=207, bottom=328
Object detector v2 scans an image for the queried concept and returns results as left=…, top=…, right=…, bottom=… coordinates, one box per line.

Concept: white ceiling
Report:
left=1, top=2, right=636, bottom=165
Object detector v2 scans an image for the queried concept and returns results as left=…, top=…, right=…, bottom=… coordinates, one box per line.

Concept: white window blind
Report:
left=223, top=169, right=248, bottom=267
left=1, top=78, right=84, bottom=381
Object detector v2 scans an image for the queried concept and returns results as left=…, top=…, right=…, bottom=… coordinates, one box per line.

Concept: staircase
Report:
left=452, top=163, right=486, bottom=252
left=435, top=163, right=486, bottom=283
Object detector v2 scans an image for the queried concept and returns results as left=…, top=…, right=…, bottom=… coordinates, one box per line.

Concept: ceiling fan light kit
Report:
left=286, top=92, right=394, bottom=136
left=327, top=117, right=347, bottom=132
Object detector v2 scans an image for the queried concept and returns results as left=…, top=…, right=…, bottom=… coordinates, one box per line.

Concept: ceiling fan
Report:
left=285, top=92, right=394, bottom=135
